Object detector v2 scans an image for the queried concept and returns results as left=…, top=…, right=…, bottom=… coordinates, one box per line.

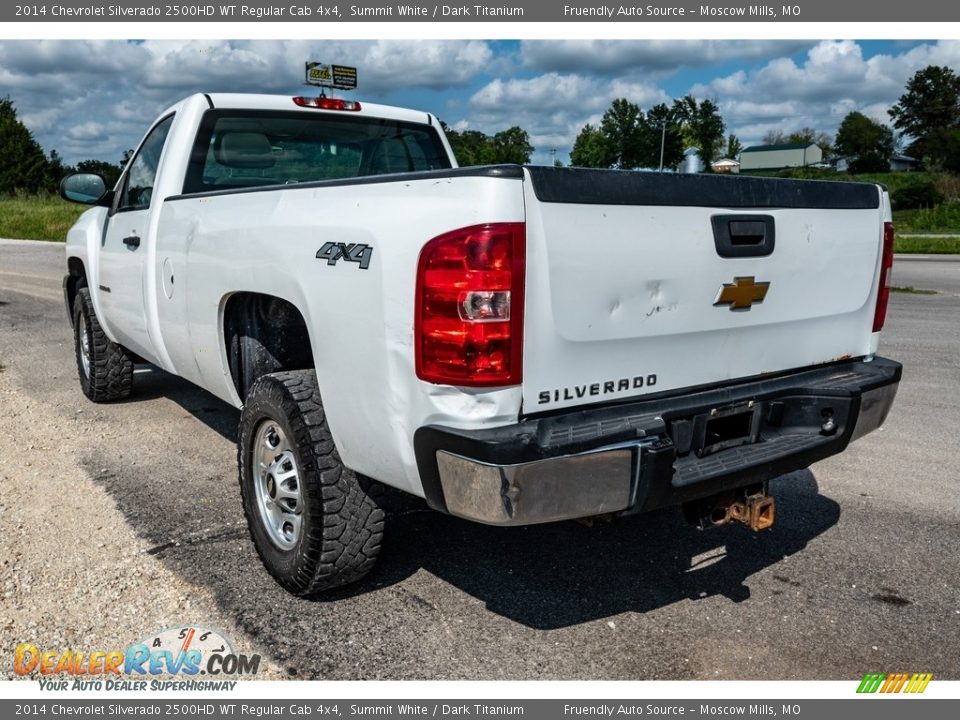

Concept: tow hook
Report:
left=683, top=486, right=776, bottom=532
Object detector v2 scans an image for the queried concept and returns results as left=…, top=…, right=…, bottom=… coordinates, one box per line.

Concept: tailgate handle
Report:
left=711, top=215, right=775, bottom=258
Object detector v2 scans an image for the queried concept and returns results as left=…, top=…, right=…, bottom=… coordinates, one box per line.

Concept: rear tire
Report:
left=73, top=286, right=134, bottom=402
left=238, top=370, right=384, bottom=595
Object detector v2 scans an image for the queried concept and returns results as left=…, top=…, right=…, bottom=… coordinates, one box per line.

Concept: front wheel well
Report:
left=64, top=257, right=87, bottom=326
left=223, top=293, right=315, bottom=402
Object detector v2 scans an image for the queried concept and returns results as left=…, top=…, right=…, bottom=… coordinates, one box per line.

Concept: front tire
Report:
left=238, top=370, right=384, bottom=595
left=73, top=286, right=134, bottom=402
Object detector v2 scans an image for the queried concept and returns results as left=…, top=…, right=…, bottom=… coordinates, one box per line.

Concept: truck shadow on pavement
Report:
left=127, top=365, right=240, bottom=440
left=336, top=470, right=840, bottom=629
left=97, top=368, right=841, bottom=636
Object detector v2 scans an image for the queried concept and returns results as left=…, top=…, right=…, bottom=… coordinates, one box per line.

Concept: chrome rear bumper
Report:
left=415, top=357, right=902, bottom=526
left=436, top=444, right=640, bottom=526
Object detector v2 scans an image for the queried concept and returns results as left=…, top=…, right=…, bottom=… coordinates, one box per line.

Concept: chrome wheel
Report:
left=252, top=420, right=303, bottom=550
left=78, top=322, right=91, bottom=379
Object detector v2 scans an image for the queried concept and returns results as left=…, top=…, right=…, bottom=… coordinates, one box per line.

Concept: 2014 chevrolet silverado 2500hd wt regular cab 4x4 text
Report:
left=59, top=92, right=901, bottom=595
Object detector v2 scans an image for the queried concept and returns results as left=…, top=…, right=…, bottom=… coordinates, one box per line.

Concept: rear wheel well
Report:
left=223, top=293, right=314, bottom=402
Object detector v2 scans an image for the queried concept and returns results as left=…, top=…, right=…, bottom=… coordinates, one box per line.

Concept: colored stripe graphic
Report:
left=857, top=672, right=932, bottom=693
left=881, top=672, right=908, bottom=693
left=905, top=673, right=933, bottom=693
left=857, top=673, right=886, bottom=693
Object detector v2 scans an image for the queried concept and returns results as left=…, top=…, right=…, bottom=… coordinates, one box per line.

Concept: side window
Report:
left=118, top=115, right=175, bottom=211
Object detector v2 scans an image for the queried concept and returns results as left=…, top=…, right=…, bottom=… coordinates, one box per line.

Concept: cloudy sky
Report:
left=2, top=38, right=958, bottom=166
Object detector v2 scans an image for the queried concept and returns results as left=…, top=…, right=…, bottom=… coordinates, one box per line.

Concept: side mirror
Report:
left=60, top=173, right=108, bottom=205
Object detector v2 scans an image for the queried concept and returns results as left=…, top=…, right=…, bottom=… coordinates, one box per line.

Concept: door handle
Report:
left=122, top=235, right=141, bottom=249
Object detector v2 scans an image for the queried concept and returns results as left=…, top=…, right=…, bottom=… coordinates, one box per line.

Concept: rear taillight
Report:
left=416, top=223, right=525, bottom=387
left=873, top=221, right=895, bottom=332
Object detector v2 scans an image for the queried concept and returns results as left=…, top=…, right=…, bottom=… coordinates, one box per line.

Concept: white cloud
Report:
left=4, top=39, right=960, bottom=168
left=66, top=122, right=108, bottom=142
left=463, top=73, right=669, bottom=163
left=0, top=39, right=496, bottom=164
left=693, top=40, right=960, bottom=147
left=521, top=40, right=813, bottom=75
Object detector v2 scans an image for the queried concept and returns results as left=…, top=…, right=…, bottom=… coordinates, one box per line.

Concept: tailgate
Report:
left=521, top=167, right=886, bottom=413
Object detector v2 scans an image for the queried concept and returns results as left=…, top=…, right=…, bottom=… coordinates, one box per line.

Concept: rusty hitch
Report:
left=726, top=492, right=776, bottom=531
left=683, top=486, right=776, bottom=532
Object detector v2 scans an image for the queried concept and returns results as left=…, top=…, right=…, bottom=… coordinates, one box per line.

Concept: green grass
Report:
left=2, top=189, right=959, bottom=250
left=890, top=286, right=938, bottom=295
left=739, top=169, right=935, bottom=191
left=0, top=195, right=87, bottom=241
left=897, top=203, right=960, bottom=233
left=894, top=235, right=960, bottom=254
left=846, top=171, right=936, bottom=196
left=736, top=170, right=960, bottom=231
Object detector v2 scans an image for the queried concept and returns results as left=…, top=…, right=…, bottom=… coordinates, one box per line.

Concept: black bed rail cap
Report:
left=523, top=166, right=880, bottom=210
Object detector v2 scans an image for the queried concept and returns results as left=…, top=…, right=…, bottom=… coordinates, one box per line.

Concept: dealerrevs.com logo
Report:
left=14, top=626, right=260, bottom=691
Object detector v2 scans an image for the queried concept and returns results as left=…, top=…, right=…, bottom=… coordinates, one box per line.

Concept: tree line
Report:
left=0, top=95, right=533, bottom=196
left=0, top=97, right=125, bottom=196
left=3, top=64, right=960, bottom=195
left=570, top=96, right=726, bottom=171
left=568, top=65, right=960, bottom=174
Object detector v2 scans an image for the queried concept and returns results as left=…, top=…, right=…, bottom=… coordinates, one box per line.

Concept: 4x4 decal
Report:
left=316, top=242, right=373, bottom=270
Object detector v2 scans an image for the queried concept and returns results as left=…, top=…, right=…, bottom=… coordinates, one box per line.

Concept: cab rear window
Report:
left=182, top=109, right=451, bottom=194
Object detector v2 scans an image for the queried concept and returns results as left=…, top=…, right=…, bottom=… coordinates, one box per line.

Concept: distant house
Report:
left=711, top=158, right=740, bottom=174
left=889, top=154, right=920, bottom=172
left=739, top=142, right=823, bottom=171
left=830, top=154, right=919, bottom=172
left=830, top=156, right=852, bottom=173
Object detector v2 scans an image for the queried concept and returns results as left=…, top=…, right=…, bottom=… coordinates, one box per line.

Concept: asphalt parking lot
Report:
left=1, top=239, right=958, bottom=680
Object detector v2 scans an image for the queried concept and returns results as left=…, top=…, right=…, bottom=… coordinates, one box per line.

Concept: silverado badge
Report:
left=714, top=276, right=770, bottom=311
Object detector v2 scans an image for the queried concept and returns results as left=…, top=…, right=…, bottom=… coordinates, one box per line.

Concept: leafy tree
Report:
left=0, top=97, right=50, bottom=194
left=600, top=98, right=645, bottom=169
left=571, top=96, right=724, bottom=172
left=924, top=127, right=960, bottom=173
left=673, top=96, right=725, bottom=169
left=491, top=126, right=533, bottom=164
left=723, top=134, right=743, bottom=160
left=644, top=103, right=684, bottom=170
left=834, top=112, right=895, bottom=173
left=446, top=128, right=495, bottom=166
left=45, top=149, right=74, bottom=191
left=889, top=65, right=960, bottom=160
left=569, top=124, right=612, bottom=168
left=442, top=122, right=534, bottom=166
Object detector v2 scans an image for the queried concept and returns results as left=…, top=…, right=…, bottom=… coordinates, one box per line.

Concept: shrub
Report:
left=774, top=167, right=838, bottom=180
left=891, top=179, right=945, bottom=210
left=930, top=172, right=960, bottom=202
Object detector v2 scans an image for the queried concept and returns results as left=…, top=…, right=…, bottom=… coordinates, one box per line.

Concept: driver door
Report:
left=99, top=114, right=174, bottom=359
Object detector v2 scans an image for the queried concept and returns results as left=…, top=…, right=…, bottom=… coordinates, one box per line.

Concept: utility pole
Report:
left=658, top=122, right=667, bottom=173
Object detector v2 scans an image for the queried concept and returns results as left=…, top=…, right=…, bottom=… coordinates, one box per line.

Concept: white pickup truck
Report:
left=61, top=92, right=901, bottom=595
